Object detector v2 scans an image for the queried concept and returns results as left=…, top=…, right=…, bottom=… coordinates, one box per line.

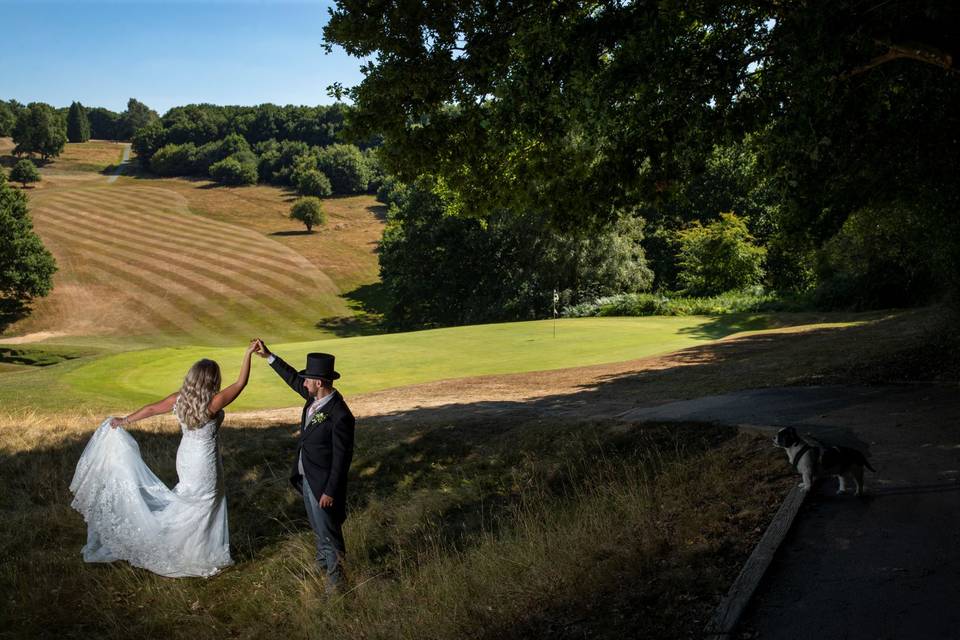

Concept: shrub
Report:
left=208, top=155, right=258, bottom=186
left=296, top=169, right=333, bottom=197
left=560, top=288, right=800, bottom=318
left=676, top=212, right=766, bottom=296
left=290, top=196, right=326, bottom=232
left=149, top=143, right=199, bottom=176
left=10, top=159, right=40, bottom=188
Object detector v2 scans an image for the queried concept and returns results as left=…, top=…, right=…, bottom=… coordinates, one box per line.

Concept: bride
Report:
left=69, top=340, right=258, bottom=578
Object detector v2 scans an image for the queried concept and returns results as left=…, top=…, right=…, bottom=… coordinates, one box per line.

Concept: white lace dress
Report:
left=69, top=410, right=233, bottom=577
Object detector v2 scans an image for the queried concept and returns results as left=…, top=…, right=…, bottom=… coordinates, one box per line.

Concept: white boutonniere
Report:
left=308, top=411, right=328, bottom=428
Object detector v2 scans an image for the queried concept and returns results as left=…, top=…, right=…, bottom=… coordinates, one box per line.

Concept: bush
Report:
left=296, top=169, right=332, bottom=197
left=149, top=143, right=199, bottom=176
left=10, top=159, right=40, bottom=187
left=290, top=196, right=326, bottom=232
left=208, top=155, right=258, bottom=186
left=316, top=143, right=370, bottom=194
left=560, top=288, right=795, bottom=318
left=676, top=212, right=766, bottom=296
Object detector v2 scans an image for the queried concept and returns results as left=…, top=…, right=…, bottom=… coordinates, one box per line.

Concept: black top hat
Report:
left=298, top=353, right=341, bottom=380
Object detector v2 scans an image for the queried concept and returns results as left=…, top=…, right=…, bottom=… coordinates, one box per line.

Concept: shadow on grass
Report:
left=0, top=298, right=32, bottom=335
left=270, top=229, right=314, bottom=237
left=314, top=283, right=390, bottom=337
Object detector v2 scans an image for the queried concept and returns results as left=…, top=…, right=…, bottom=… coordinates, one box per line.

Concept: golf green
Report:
left=62, top=315, right=760, bottom=411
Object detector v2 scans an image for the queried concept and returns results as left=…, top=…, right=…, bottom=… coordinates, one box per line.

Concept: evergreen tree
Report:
left=66, top=101, right=91, bottom=143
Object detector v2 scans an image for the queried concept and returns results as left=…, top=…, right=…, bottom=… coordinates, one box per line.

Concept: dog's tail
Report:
left=855, top=450, right=876, bottom=472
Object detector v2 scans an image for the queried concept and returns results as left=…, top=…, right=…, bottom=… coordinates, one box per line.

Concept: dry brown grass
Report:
left=53, top=140, right=127, bottom=172
left=124, top=176, right=385, bottom=294
left=0, top=407, right=793, bottom=640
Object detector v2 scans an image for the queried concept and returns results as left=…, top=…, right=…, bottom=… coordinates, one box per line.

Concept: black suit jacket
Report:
left=269, top=355, right=355, bottom=519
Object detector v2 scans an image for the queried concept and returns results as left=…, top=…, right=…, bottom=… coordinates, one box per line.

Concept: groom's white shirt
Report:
left=267, top=355, right=336, bottom=478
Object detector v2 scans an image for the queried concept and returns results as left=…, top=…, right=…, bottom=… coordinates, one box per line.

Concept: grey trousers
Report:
left=302, top=479, right=346, bottom=590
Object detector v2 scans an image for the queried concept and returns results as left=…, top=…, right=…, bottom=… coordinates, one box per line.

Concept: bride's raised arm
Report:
left=207, top=340, right=257, bottom=414
left=110, top=391, right=179, bottom=428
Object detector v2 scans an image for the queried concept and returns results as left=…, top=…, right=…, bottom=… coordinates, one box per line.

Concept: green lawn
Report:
left=0, top=314, right=796, bottom=414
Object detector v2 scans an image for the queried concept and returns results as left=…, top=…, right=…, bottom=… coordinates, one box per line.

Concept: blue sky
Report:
left=0, top=0, right=368, bottom=114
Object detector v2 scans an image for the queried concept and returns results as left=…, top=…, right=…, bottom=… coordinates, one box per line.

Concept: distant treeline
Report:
left=132, top=103, right=381, bottom=193
left=1, top=98, right=382, bottom=194
left=0, top=98, right=157, bottom=144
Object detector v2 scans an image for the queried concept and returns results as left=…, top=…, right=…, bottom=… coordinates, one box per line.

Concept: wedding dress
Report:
left=69, top=410, right=233, bottom=577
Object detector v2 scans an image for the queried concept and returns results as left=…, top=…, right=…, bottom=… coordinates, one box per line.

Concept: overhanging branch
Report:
left=842, top=42, right=957, bottom=79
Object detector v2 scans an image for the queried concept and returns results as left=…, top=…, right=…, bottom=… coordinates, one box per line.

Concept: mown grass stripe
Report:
left=38, top=200, right=336, bottom=309
left=47, top=190, right=342, bottom=305
left=36, top=223, right=284, bottom=339
left=32, top=236, right=223, bottom=338
left=47, top=188, right=316, bottom=275
left=60, top=186, right=339, bottom=292
left=37, top=217, right=306, bottom=338
left=39, top=191, right=309, bottom=275
left=50, top=254, right=194, bottom=337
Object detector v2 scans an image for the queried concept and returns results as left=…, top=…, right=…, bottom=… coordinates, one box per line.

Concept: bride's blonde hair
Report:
left=174, top=359, right=221, bottom=429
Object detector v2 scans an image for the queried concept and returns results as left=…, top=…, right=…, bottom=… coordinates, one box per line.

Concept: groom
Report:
left=254, top=340, right=355, bottom=591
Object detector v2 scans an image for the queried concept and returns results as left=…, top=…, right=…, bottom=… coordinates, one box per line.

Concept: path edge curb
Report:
left=703, top=483, right=807, bottom=638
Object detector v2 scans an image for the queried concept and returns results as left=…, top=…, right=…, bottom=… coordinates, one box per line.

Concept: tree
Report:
left=10, top=159, right=40, bottom=188
left=120, top=98, right=159, bottom=139
left=323, top=0, right=960, bottom=307
left=12, top=103, right=67, bottom=161
left=66, top=101, right=91, bottom=143
left=675, top=213, right=766, bottom=296
left=0, top=172, right=56, bottom=331
left=315, top=143, right=370, bottom=194
left=131, top=120, right=166, bottom=166
left=0, top=101, right=15, bottom=137
left=87, top=107, right=122, bottom=140
left=290, top=197, right=326, bottom=232
left=378, top=177, right=652, bottom=328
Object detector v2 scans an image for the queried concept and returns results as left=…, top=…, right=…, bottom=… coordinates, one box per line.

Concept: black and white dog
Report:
left=773, top=427, right=876, bottom=496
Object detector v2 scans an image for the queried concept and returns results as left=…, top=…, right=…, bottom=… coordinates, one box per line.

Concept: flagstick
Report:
left=553, top=288, right=558, bottom=339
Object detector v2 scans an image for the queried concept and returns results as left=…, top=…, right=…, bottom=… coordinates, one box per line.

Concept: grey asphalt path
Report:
left=106, top=143, right=131, bottom=184
left=621, top=385, right=960, bottom=639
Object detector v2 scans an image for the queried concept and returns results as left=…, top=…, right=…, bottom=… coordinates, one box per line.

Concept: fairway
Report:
left=56, top=315, right=767, bottom=411
left=20, top=183, right=344, bottom=344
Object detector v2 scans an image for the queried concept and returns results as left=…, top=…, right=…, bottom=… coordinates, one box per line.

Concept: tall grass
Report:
left=561, top=289, right=811, bottom=318
left=0, top=412, right=791, bottom=639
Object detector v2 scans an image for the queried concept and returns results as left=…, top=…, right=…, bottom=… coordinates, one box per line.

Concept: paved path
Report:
left=623, top=385, right=960, bottom=639
left=106, top=143, right=131, bottom=184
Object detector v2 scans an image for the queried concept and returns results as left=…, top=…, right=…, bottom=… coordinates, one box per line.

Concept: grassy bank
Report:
left=0, top=411, right=792, bottom=639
